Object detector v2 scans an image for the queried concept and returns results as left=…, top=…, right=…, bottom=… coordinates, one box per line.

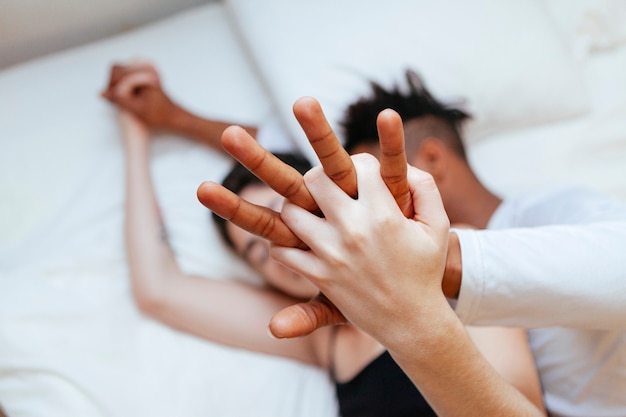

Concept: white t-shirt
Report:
left=454, top=186, right=626, bottom=417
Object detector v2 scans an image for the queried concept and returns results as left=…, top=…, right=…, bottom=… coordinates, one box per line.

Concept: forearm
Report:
left=388, top=305, right=544, bottom=417
left=123, top=135, right=181, bottom=308
left=168, top=105, right=258, bottom=152
left=121, top=126, right=319, bottom=364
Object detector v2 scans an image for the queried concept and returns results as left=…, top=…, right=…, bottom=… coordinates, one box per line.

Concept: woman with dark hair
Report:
left=115, top=97, right=545, bottom=416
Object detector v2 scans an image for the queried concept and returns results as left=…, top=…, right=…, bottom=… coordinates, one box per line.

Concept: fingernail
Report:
left=266, top=325, right=279, bottom=340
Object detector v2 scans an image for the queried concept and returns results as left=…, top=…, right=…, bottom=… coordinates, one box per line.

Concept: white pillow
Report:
left=545, top=0, right=626, bottom=58
left=225, top=0, right=591, bottom=162
left=0, top=4, right=337, bottom=417
left=0, top=3, right=272, bottom=251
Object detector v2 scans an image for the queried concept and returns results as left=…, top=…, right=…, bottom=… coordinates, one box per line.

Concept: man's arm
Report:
left=102, top=62, right=257, bottom=151
left=454, top=222, right=626, bottom=329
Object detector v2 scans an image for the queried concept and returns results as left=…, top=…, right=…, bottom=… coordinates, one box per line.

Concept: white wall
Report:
left=0, top=0, right=216, bottom=69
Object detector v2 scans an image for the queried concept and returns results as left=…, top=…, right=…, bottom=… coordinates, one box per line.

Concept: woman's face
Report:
left=226, top=184, right=319, bottom=299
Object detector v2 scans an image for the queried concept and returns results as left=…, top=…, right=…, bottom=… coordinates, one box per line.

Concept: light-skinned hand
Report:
left=197, top=97, right=412, bottom=337
left=272, top=153, right=450, bottom=346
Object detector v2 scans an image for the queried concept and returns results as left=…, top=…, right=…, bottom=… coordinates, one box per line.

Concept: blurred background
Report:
left=0, top=0, right=216, bottom=69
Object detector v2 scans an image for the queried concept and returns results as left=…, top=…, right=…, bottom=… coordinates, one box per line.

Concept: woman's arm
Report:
left=119, top=112, right=318, bottom=365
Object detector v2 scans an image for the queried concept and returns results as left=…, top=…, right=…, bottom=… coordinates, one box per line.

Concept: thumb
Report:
left=268, top=293, right=347, bottom=338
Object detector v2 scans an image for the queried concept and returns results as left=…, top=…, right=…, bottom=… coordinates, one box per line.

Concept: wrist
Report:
left=122, top=133, right=150, bottom=155
left=386, top=298, right=462, bottom=363
left=166, top=104, right=192, bottom=133
left=442, top=231, right=462, bottom=299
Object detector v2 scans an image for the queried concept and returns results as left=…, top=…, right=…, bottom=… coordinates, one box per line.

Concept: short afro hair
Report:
left=341, top=69, right=471, bottom=159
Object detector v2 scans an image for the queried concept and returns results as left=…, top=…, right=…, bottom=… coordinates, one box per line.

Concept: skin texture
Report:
left=271, top=154, right=544, bottom=416
left=199, top=100, right=412, bottom=250
left=119, top=109, right=544, bottom=414
left=102, top=62, right=257, bottom=151
left=102, top=64, right=445, bottom=297
left=109, top=64, right=545, bottom=414
left=197, top=98, right=458, bottom=338
left=194, top=99, right=545, bottom=416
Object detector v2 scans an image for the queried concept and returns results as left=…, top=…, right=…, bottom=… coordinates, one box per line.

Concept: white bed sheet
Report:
left=0, top=4, right=337, bottom=417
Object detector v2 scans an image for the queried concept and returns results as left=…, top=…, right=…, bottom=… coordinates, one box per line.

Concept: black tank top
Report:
left=334, top=351, right=437, bottom=417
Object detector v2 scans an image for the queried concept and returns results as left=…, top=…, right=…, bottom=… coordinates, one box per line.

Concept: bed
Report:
left=1, top=1, right=625, bottom=416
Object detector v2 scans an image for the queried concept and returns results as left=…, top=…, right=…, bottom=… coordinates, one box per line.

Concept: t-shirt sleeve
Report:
left=454, top=222, right=626, bottom=329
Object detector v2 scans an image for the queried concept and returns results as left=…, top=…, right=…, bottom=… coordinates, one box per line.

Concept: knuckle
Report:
left=280, top=178, right=303, bottom=200
left=340, top=223, right=371, bottom=253
left=329, top=166, right=353, bottom=183
left=309, top=128, right=335, bottom=148
left=381, top=147, right=404, bottom=158
left=247, top=150, right=268, bottom=172
left=382, top=172, right=406, bottom=185
left=253, top=214, right=276, bottom=239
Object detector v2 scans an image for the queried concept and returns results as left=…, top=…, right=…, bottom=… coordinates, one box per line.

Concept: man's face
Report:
left=346, top=134, right=451, bottom=207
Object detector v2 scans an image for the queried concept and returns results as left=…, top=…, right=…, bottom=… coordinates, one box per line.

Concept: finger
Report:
left=344, top=153, right=405, bottom=219
left=102, top=65, right=124, bottom=100
left=197, top=181, right=307, bottom=249
left=113, top=71, right=160, bottom=99
left=292, top=97, right=357, bottom=198
left=103, top=62, right=158, bottom=97
left=221, top=126, right=319, bottom=213
left=377, top=109, right=413, bottom=218
left=125, top=60, right=159, bottom=81
left=406, top=165, right=449, bottom=233
left=103, top=64, right=127, bottom=94
left=268, top=293, right=347, bottom=338
left=277, top=197, right=341, bottom=264
left=298, top=166, right=354, bottom=226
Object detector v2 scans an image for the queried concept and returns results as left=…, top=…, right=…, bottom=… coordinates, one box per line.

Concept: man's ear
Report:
left=411, top=137, right=448, bottom=180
